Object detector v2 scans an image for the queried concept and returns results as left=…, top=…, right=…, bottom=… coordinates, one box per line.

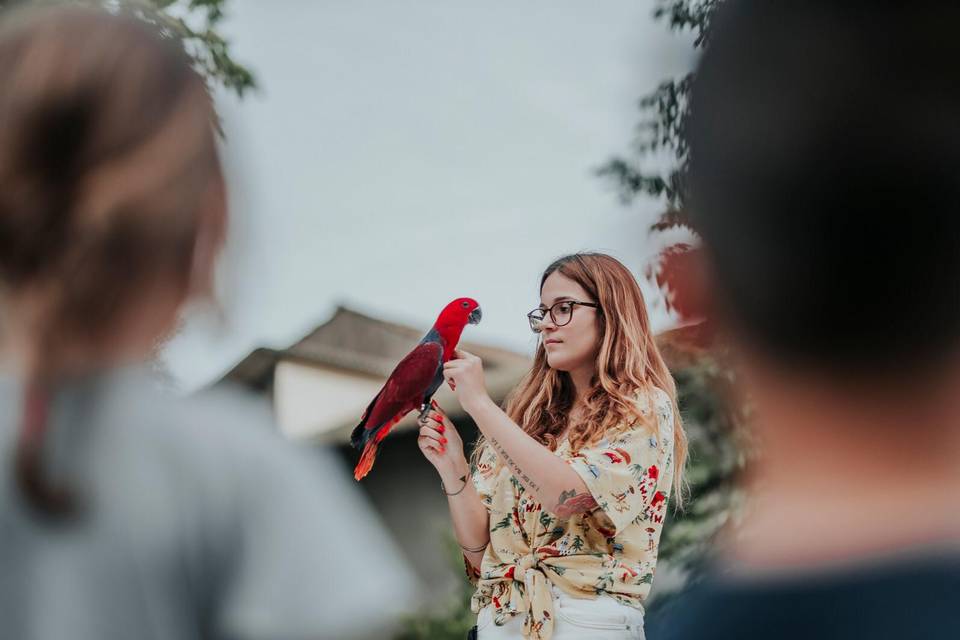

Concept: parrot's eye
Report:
left=461, top=301, right=470, bottom=308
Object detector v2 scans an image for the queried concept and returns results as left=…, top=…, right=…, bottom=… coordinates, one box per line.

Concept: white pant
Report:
left=476, top=585, right=645, bottom=640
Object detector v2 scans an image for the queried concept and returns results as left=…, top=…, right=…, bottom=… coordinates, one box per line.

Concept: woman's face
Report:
left=538, top=271, right=602, bottom=373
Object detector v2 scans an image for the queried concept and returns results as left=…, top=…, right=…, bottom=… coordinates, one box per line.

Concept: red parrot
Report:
left=350, top=297, right=482, bottom=480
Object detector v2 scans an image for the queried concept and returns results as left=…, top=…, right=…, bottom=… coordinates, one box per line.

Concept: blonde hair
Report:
left=472, top=252, right=687, bottom=505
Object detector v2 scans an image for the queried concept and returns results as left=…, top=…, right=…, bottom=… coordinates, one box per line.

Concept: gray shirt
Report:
left=0, top=366, right=411, bottom=640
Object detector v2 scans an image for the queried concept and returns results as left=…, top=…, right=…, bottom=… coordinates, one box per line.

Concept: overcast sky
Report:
left=161, top=0, right=697, bottom=392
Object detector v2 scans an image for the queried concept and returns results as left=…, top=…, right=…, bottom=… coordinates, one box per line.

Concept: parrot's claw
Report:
left=417, top=403, right=430, bottom=424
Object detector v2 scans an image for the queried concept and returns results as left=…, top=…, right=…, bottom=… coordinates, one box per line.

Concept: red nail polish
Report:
left=440, top=437, right=447, bottom=444
left=437, top=424, right=445, bottom=433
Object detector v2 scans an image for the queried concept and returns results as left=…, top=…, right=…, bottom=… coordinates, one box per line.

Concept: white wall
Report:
left=273, top=359, right=384, bottom=439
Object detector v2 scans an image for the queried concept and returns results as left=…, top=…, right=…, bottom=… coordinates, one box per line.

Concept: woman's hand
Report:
left=442, top=349, right=493, bottom=416
left=417, top=400, right=470, bottom=489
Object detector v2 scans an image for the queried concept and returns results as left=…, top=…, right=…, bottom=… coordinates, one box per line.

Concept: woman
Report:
left=0, top=6, right=402, bottom=639
left=418, top=252, right=687, bottom=640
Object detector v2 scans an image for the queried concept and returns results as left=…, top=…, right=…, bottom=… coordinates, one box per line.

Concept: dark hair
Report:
left=0, top=5, right=225, bottom=516
left=688, top=1, right=960, bottom=380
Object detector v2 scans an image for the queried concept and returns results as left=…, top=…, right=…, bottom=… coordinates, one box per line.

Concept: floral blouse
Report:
left=464, top=387, right=675, bottom=640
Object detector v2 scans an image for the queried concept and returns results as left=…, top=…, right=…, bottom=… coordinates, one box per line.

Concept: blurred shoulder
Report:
left=105, top=368, right=308, bottom=472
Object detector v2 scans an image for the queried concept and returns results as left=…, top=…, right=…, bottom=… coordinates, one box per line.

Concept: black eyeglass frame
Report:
left=527, top=300, right=600, bottom=333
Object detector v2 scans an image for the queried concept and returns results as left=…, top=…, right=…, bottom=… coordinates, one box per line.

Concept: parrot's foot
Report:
left=416, top=403, right=430, bottom=424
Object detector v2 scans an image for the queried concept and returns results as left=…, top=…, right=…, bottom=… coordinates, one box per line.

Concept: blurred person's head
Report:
left=0, top=5, right=224, bottom=371
left=689, top=1, right=960, bottom=401
left=477, top=252, right=687, bottom=503
left=0, top=5, right=226, bottom=513
left=687, top=2, right=960, bottom=561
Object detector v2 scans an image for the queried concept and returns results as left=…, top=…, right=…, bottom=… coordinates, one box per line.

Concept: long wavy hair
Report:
left=472, top=252, right=687, bottom=505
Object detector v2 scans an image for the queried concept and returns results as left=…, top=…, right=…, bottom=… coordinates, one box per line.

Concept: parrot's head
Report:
left=437, top=297, right=482, bottom=331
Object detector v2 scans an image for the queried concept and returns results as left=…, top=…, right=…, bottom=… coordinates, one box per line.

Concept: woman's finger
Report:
left=419, top=424, right=445, bottom=442
left=454, top=348, right=477, bottom=362
left=429, top=409, right=457, bottom=434
left=427, top=402, right=457, bottom=435
left=418, top=434, right=443, bottom=452
left=425, top=412, right=446, bottom=433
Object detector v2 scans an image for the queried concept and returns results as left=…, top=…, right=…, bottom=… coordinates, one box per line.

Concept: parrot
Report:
left=350, top=297, right=482, bottom=480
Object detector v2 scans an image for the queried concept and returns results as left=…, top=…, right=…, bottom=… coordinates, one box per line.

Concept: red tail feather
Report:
left=353, top=412, right=404, bottom=480
left=354, top=441, right=378, bottom=481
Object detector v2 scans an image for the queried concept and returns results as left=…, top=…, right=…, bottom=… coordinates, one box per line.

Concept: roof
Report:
left=219, top=305, right=531, bottom=395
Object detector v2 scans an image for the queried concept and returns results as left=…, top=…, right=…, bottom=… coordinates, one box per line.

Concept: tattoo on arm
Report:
left=553, top=488, right=598, bottom=518
left=490, top=437, right=540, bottom=492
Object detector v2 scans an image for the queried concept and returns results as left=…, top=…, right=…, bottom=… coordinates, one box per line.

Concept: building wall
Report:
left=274, top=360, right=384, bottom=439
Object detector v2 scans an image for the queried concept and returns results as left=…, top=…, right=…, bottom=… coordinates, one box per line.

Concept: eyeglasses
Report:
left=527, top=300, right=599, bottom=333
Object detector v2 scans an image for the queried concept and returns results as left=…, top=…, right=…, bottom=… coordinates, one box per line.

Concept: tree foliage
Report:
left=0, top=0, right=256, bottom=97
left=596, top=1, right=753, bottom=604
left=597, top=0, right=720, bottom=230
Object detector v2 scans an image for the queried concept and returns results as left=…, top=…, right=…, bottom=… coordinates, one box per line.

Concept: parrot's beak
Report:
left=468, top=306, right=483, bottom=325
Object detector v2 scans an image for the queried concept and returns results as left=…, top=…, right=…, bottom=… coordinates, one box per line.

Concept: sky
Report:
left=161, top=0, right=697, bottom=392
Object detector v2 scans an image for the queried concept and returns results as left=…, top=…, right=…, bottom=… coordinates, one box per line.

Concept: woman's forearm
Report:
left=442, top=461, right=490, bottom=570
left=466, top=396, right=598, bottom=517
